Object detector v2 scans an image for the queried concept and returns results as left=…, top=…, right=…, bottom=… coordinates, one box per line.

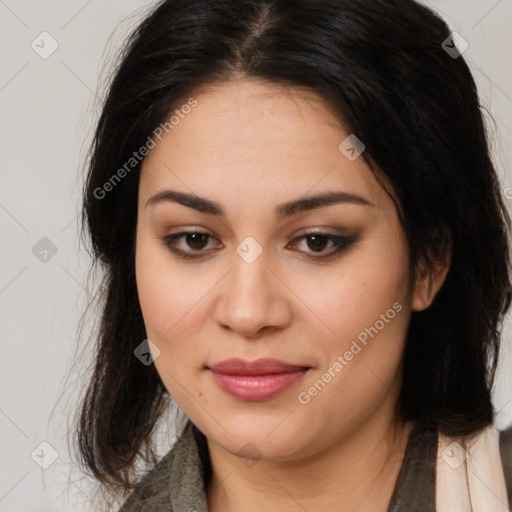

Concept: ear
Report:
left=411, top=229, right=452, bottom=312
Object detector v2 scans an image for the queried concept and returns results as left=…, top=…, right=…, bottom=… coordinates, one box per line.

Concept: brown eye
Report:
left=305, top=235, right=330, bottom=252
left=162, top=231, right=219, bottom=259
left=184, top=233, right=209, bottom=250
left=289, top=232, right=357, bottom=258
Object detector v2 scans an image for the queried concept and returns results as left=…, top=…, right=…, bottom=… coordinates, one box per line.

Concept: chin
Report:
left=201, top=411, right=311, bottom=461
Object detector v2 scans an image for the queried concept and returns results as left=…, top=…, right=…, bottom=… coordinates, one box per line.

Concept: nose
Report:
left=214, top=247, right=292, bottom=338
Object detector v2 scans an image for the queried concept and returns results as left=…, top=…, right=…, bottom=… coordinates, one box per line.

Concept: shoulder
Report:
left=436, top=423, right=512, bottom=510
left=117, top=444, right=176, bottom=512
left=499, top=425, right=512, bottom=505
left=118, top=421, right=202, bottom=512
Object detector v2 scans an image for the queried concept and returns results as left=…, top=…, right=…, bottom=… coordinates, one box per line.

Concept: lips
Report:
left=208, top=358, right=311, bottom=401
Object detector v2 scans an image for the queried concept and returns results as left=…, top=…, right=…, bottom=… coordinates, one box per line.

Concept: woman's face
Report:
left=135, top=78, right=439, bottom=461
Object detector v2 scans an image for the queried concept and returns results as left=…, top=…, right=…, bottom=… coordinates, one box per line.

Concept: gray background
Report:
left=1, top=0, right=511, bottom=510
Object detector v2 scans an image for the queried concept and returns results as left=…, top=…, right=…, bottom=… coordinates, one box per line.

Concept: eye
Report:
left=288, top=231, right=356, bottom=258
left=162, top=231, right=220, bottom=259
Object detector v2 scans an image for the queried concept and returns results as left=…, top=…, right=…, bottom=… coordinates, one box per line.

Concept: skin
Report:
left=135, top=77, right=450, bottom=512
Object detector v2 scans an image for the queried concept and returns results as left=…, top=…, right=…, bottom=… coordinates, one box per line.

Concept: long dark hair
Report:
left=76, top=0, right=512, bottom=503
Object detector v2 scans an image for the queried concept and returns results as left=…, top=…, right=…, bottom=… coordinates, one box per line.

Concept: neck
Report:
left=206, top=408, right=414, bottom=512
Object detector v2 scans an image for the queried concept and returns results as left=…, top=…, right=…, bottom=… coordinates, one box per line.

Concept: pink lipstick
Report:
left=208, top=358, right=310, bottom=401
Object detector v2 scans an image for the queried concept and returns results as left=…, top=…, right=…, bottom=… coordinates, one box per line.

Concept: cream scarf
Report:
left=437, top=427, right=509, bottom=511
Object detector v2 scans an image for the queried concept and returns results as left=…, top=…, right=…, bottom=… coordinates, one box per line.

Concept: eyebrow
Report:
left=145, top=189, right=374, bottom=220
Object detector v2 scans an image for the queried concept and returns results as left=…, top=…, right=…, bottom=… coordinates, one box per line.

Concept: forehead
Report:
left=139, top=78, right=389, bottom=211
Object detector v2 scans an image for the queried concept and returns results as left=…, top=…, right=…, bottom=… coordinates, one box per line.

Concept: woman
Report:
left=76, top=0, right=512, bottom=510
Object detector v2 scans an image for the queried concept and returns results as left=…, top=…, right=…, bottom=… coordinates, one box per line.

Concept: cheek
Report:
left=136, top=251, right=174, bottom=331
left=299, top=234, right=410, bottom=346
left=295, top=230, right=411, bottom=415
left=135, top=233, right=215, bottom=383
left=135, top=233, right=198, bottom=335
left=135, top=243, right=203, bottom=405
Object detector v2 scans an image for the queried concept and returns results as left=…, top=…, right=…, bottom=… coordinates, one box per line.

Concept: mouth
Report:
left=207, top=358, right=312, bottom=401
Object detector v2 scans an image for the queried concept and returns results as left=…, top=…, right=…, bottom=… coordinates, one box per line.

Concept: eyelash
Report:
left=160, top=230, right=356, bottom=260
